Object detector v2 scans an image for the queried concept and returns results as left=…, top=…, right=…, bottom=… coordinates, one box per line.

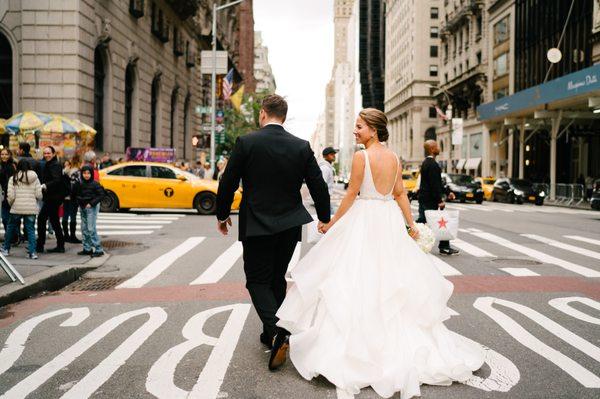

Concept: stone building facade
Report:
left=253, top=31, right=275, bottom=94
left=0, top=0, right=251, bottom=160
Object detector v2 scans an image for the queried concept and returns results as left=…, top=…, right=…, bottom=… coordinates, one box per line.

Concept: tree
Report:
left=217, top=93, right=267, bottom=156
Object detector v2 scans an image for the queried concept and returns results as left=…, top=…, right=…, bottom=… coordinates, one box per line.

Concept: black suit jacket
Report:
left=216, top=124, right=331, bottom=241
left=41, top=156, right=66, bottom=202
left=418, top=157, right=444, bottom=207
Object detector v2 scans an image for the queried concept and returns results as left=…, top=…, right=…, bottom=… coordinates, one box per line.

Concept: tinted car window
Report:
left=151, top=166, right=177, bottom=179
left=121, top=165, right=147, bottom=177
left=448, top=174, right=475, bottom=185
left=512, top=179, right=532, bottom=188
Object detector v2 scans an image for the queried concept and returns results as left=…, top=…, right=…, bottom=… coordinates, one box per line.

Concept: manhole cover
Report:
left=102, top=240, right=138, bottom=249
left=491, top=258, right=542, bottom=266
left=62, top=277, right=127, bottom=292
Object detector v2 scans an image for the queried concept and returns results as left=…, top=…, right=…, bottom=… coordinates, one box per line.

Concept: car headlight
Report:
left=513, top=189, right=524, bottom=196
left=476, top=188, right=483, bottom=193
left=538, top=191, right=545, bottom=197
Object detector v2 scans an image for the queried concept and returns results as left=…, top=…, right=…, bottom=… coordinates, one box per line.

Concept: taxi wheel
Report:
left=194, top=192, right=217, bottom=215
left=101, top=191, right=119, bottom=213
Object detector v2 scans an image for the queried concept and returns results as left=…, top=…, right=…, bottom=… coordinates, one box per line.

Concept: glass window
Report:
left=114, top=165, right=147, bottom=177
left=429, top=65, right=438, bottom=77
left=494, top=87, right=508, bottom=100
left=494, top=16, right=509, bottom=45
left=494, top=53, right=508, bottom=77
left=430, top=27, right=439, bottom=38
left=151, top=166, right=177, bottom=179
left=430, top=45, right=438, bottom=57
left=430, top=7, right=439, bottom=19
left=429, top=107, right=437, bottom=118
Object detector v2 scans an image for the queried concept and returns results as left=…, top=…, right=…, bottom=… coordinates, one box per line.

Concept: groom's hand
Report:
left=217, top=218, right=232, bottom=235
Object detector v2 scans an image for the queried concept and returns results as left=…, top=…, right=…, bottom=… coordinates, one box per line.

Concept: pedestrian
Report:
left=1, top=160, right=43, bottom=259
left=62, top=156, right=82, bottom=243
left=203, top=162, right=213, bottom=180
left=213, top=158, right=227, bottom=181
left=416, top=139, right=460, bottom=255
left=193, top=161, right=204, bottom=178
left=0, top=148, right=16, bottom=235
left=99, top=153, right=114, bottom=169
left=37, top=146, right=67, bottom=253
left=72, top=165, right=105, bottom=257
left=319, top=147, right=337, bottom=196
left=83, top=150, right=100, bottom=181
left=17, top=142, right=40, bottom=175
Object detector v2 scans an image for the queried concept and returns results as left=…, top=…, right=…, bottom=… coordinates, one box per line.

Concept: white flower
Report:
left=413, top=223, right=435, bottom=253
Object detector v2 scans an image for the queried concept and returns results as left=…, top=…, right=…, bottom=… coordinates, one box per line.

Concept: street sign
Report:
left=216, top=124, right=225, bottom=133
left=195, top=106, right=211, bottom=114
left=452, top=118, right=464, bottom=145
left=200, top=51, right=228, bottom=74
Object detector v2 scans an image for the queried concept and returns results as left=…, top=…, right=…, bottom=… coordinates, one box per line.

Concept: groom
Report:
left=216, top=94, right=331, bottom=370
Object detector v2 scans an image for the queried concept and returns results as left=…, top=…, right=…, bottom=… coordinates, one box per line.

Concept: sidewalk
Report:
left=544, top=200, right=596, bottom=211
left=0, top=237, right=110, bottom=307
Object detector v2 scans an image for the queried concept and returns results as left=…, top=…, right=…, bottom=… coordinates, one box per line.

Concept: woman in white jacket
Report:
left=1, top=160, right=43, bottom=259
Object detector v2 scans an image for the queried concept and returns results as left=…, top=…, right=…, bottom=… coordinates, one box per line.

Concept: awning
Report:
left=456, top=159, right=466, bottom=170
left=465, top=157, right=482, bottom=170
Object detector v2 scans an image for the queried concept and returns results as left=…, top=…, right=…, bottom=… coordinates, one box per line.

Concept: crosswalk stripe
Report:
left=428, top=254, right=462, bottom=276
left=116, top=237, right=206, bottom=289
left=453, top=239, right=495, bottom=257
left=522, top=234, right=600, bottom=261
left=564, top=235, right=600, bottom=247
left=500, top=268, right=540, bottom=276
left=96, top=231, right=154, bottom=236
left=77, top=219, right=173, bottom=224
left=190, top=242, right=243, bottom=285
left=466, top=230, right=600, bottom=278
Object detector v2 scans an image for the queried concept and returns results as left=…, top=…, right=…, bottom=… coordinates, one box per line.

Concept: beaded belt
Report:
left=358, top=196, right=393, bottom=201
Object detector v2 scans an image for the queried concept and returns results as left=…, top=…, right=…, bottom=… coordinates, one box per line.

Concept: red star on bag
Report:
left=438, top=217, right=448, bottom=229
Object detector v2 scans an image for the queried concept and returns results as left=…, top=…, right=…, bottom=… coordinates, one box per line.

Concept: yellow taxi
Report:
left=475, top=177, right=496, bottom=200
left=98, top=162, right=242, bottom=214
left=402, top=170, right=419, bottom=200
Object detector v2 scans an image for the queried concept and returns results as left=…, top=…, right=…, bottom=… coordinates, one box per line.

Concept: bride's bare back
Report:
left=364, top=147, right=399, bottom=196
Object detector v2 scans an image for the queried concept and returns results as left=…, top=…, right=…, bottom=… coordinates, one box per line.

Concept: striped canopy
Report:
left=40, top=116, right=81, bottom=134
left=71, top=119, right=96, bottom=135
left=4, top=111, right=52, bottom=134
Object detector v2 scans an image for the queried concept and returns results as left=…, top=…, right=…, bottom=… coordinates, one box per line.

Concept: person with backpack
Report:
left=72, top=165, right=105, bottom=257
left=1, top=160, right=43, bottom=259
left=62, top=156, right=82, bottom=243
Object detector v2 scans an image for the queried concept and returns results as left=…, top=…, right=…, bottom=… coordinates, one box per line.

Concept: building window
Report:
left=170, top=87, right=178, bottom=148
left=494, top=16, right=509, bottom=45
left=0, top=32, right=13, bottom=119
left=429, top=65, right=438, bottom=77
left=124, top=63, right=135, bottom=149
left=476, top=15, right=483, bottom=39
left=430, top=27, right=439, bottom=38
left=494, top=53, right=508, bottom=77
left=129, top=0, right=144, bottom=18
left=173, top=28, right=184, bottom=56
left=93, top=46, right=106, bottom=151
left=476, top=51, right=482, bottom=64
left=185, top=41, right=195, bottom=68
left=430, top=45, right=438, bottom=57
left=428, top=107, right=437, bottom=119
left=151, top=75, right=160, bottom=147
left=430, top=7, right=439, bottom=19
left=493, top=87, right=508, bottom=100
left=183, top=93, right=191, bottom=158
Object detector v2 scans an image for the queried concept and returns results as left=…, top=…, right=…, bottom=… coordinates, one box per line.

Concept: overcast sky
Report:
left=253, top=0, right=334, bottom=140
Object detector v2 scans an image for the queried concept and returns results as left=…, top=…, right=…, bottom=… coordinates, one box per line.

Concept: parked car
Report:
left=491, top=178, right=545, bottom=205
left=442, top=173, right=484, bottom=204
left=591, top=179, right=600, bottom=210
left=475, top=177, right=496, bottom=200
left=402, top=171, right=418, bottom=200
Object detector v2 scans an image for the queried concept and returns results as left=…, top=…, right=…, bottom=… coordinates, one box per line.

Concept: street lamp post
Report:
left=211, top=0, right=246, bottom=171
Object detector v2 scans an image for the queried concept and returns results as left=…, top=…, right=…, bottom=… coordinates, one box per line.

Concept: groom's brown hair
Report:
left=261, top=94, right=288, bottom=121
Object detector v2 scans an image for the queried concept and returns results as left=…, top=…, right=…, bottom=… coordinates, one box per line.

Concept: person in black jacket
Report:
left=216, top=94, right=330, bottom=369
left=17, top=142, right=40, bottom=176
left=37, top=146, right=66, bottom=253
left=72, top=165, right=105, bottom=257
left=0, top=148, right=16, bottom=235
left=416, top=140, right=459, bottom=255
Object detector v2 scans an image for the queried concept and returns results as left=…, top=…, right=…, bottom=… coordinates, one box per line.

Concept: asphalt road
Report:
left=0, top=197, right=598, bottom=399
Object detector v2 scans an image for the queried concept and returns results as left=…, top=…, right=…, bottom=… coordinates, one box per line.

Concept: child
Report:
left=73, top=165, right=105, bottom=257
left=2, top=160, right=43, bottom=259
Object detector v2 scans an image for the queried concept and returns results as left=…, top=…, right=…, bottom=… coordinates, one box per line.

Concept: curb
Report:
left=0, top=253, right=111, bottom=308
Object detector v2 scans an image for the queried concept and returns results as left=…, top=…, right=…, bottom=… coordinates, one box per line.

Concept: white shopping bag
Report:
left=424, top=209, right=459, bottom=241
left=306, top=219, right=323, bottom=244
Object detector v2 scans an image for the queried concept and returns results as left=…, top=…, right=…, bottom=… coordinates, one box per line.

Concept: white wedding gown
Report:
left=276, top=150, right=484, bottom=399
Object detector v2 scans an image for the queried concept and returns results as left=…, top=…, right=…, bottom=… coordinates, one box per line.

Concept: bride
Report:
left=275, top=108, right=484, bottom=398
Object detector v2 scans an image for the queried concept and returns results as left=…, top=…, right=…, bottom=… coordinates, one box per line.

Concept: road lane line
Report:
left=428, top=254, right=462, bottom=276
left=549, top=297, right=600, bottom=325
left=453, top=239, right=495, bottom=257
left=522, top=234, right=600, bottom=261
left=500, top=268, right=540, bottom=277
left=465, top=230, right=600, bottom=278
left=190, top=242, right=243, bottom=285
left=564, top=235, right=600, bottom=247
left=117, top=237, right=206, bottom=288
left=474, top=297, right=600, bottom=388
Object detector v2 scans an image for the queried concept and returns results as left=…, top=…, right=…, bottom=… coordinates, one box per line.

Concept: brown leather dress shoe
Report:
left=268, top=334, right=290, bottom=371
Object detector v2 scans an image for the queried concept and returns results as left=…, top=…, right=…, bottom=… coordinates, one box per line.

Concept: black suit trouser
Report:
left=242, top=226, right=300, bottom=339
left=37, top=199, right=65, bottom=250
left=416, top=201, right=450, bottom=250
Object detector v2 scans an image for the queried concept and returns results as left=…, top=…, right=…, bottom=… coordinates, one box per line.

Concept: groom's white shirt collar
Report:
left=265, top=122, right=284, bottom=127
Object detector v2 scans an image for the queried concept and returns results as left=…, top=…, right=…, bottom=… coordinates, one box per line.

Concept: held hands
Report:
left=318, top=219, right=334, bottom=234
left=438, top=201, right=446, bottom=210
left=217, top=217, right=232, bottom=236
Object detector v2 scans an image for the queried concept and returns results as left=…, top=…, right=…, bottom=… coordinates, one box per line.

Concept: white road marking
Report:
left=190, top=242, right=243, bottom=285
left=336, top=387, right=355, bottom=398
left=428, top=254, right=462, bottom=276
left=79, top=219, right=173, bottom=224
left=474, top=297, right=600, bottom=388
left=117, top=237, right=206, bottom=289
left=60, top=308, right=167, bottom=399
left=466, top=230, right=600, bottom=278
left=447, top=307, right=460, bottom=316
left=500, top=268, right=540, bottom=277
left=146, top=304, right=251, bottom=399
left=89, top=225, right=164, bottom=229
left=564, top=235, right=600, bottom=247
left=1, top=308, right=167, bottom=399
left=97, top=231, right=154, bottom=236
left=522, top=234, right=600, bottom=261
left=549, top=297, right=600, bottom=325
left=287, top=243, right=302, bottom=273
left=0, top=308, right=90, bottom=377
left=462, top=336, right=520, bottom=392
left=453, top=239, right=495, bottom=257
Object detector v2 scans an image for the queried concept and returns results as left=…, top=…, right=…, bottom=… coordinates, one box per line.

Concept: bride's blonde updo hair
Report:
left=358, top=108, right=389, bottom=142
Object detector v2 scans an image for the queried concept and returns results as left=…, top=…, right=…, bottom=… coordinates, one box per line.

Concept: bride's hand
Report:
left=321, top=220, right=335, bottom=234
left=408, top=224, right=419, bottom=240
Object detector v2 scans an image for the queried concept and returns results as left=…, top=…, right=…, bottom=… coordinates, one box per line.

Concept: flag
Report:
left=222, top=69, right=234, bottom=100
left=435, top=106, right=448, bottom=120
left=231, top=85, right=245, bottom=111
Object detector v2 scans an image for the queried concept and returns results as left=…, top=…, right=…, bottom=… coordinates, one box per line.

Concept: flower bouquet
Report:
left=407, top=223, right=435, bottom=253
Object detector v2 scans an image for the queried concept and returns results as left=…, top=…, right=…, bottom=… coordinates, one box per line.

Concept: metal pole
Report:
left=519, top=122, right=525, bottom=179
left=210, top=3, right=217, bottom=172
